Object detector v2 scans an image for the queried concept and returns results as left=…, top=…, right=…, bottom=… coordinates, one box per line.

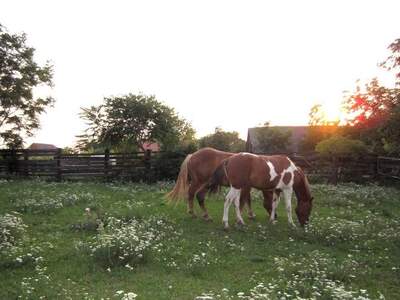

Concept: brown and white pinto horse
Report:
left=167, top=148, right=261, bottom=221
left=209, top=153, right=313, bottom=228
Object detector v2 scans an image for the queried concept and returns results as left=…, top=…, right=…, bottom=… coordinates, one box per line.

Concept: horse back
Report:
left=225, top=153, right=268, bottom=189
left=226, top=153, right=295, bottom=190
left=188, top=148, right=233, bottom=183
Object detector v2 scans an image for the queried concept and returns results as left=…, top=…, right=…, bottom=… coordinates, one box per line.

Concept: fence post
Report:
left=24, top=150, right=29, bottom=177
left=8, top=149, right=17, bottom=175
left=373, top=155, right=379, bottom=179
left=55, top=148, right=62, bottom=182
left=104, top=148, right=110, bottom=181
left=329, top=157, right=339, bottom=185
left=144, top=149, right=152, bottom=182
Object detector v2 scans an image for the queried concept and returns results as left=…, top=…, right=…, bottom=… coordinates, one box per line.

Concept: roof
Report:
left=27, top=143, right=58, bottom=150
left=142, top=142, right=160, bottom=152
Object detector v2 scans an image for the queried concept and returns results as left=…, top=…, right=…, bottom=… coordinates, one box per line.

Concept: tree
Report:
left=78, top=94, right=195, bottom=152
left=315, top=135, right=367, bottom=158
left=300, top=104, right=340, bottom=152
left=380, top=38, right=400, bottom=84
left=341, top=37, right=400, bottom=155
left=0, top=24, right=54, bottom=148
left=256, top=127, right=291, bottom=154
left=380, top=104, right=400, bottom=155
left=343, top=78, right=400, bottom=154
left=315, top=135, right=367, bottom=184
left=198, top=127, right=246, bottom=152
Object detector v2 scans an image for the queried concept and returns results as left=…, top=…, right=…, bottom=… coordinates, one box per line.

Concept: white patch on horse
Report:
left=273, top=158, right=298, bottom=227
left=266, top=161, right=278, bottom=181
left=277, top=159, right=298, bottom=189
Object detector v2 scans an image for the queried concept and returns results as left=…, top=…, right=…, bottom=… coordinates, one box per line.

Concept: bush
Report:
left=152, top=151, right=187, bottom=181
left=315, top=135, right=367, bottom=158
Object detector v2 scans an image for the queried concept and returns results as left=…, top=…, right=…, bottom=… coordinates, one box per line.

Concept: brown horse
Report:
left=167, top=147, right=259, bottom=221
left=209, top=152, right=313, bottom=228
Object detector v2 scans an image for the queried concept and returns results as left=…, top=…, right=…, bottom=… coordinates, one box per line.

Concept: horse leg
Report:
left=223, top=187, right=240, bottom=229
left=267, top=191, right=281, bottom=224
left=262, top=190, right=274, bottom=221
left=240, top=187, right=255, bottom=221
left=234, top=191, right=245, bottom=226
left=282, top=188, right=296, bottom=227
left=187, top=182, right=200, bottom=218
left=273, top=190, right=280, bottom=220
left=196, top=187, right=212, bottom=221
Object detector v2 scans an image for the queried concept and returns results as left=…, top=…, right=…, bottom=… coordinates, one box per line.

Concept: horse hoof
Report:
left=203, top=215, right=213, bottom=222
left=236, top=220, right=245, bottom=226
left=222, top=221, right=229, bottom=230
left=248, top=214, right=256, bottom=221
left=188, top=212, right=197, bottom=219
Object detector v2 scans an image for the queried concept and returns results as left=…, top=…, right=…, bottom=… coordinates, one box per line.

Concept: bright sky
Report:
left=1, top=0, right=399, bottom=148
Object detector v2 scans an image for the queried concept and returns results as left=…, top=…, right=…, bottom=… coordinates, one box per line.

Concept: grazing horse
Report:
left=209, top=153, right=313, bottom=228
left=167, top=147, right=260, bottom=221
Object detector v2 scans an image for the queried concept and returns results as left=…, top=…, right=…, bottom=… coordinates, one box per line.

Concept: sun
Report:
left=319, top=102, right=344, bottom=125
left=322, top=103, right=340, bottom=122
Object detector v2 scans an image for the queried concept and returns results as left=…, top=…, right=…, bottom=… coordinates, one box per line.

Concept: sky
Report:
left=1, top=0, right=400, bottom=148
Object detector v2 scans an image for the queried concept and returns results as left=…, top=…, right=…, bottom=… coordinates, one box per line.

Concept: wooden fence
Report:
left=0, top=149, right=185, bottom=182
left=377, top=156, right=400, bottom=180
left=0, top=148, right=399, bottom=182
left=288, top=153, right=379, bottom=184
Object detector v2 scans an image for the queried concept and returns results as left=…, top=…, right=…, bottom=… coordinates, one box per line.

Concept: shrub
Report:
left=315, top=135, right=367, bottom=158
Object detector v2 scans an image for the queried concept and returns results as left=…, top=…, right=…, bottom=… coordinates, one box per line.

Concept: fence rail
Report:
left=0, top=149, right=185, bottom=182
left=0, top=149, right=399, bottom=182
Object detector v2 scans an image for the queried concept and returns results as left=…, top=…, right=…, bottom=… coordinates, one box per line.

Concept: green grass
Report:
left=0, top=179, right=399, bottom=299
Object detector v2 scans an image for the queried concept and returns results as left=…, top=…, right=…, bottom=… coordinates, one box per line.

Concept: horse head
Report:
left=295, top=195, right=313, bottom=226
left=293, top=167, right=313, bottom=226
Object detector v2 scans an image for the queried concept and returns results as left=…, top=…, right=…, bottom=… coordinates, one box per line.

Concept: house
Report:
left=246, top=125, right=340, bottom=154
left=246, top=126, right=309, bottom=154
left=27, top=143, right=59, bottom=150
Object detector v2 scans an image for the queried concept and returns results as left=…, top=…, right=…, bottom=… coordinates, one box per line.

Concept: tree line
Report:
left=1, top=23, right=400, bottom=157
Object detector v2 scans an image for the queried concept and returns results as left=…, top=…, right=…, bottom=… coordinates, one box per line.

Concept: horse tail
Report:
left=208, top=160, right=228, bottom=194
left=166, top=154, right=192, bottom=203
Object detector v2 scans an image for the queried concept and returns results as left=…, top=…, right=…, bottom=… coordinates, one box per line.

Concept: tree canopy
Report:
left=256, top=127, right=292, bottom=154
left=315, top=135, right=367, bottom=158
left=300, top=104, right=340, bottom=152
left=78, top=94, right=195, bottom=152
left=343, top=78, right=400, bottom=155
left=198, top=127, right=245, bottom=153
left=380, top=38, right=400, bottom=84
left=337, top=37, right=400, bottom=156
left=0, top=23, right=54, bottom=148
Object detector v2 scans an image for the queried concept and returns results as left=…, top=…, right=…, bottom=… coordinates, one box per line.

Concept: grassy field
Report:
left=0, top=179, right=400, bottom=299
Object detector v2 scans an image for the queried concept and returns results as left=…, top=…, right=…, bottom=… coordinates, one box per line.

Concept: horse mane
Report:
left=293, top=167, right=312, bottom=201
left=166, top=154, right=192, bottom=203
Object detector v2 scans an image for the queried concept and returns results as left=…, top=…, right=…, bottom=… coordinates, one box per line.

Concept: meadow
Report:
left=0, top=179, right=399, bottom=299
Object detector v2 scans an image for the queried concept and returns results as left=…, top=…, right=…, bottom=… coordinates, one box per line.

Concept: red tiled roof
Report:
left=142, top=142, right=160, bottom=151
